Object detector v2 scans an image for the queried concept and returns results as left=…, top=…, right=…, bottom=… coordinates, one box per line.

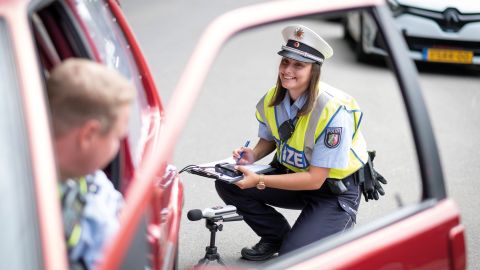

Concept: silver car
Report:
left=344, top=0, right=480, bottom=65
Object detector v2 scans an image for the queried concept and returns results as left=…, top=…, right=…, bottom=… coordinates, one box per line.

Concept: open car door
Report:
left=100, top=0, right=466, bottom=269
left=109, top=1, right=466, bottom=269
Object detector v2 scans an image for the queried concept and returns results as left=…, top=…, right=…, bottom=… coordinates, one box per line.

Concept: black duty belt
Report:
left=269, top=156, right=358, bottom=195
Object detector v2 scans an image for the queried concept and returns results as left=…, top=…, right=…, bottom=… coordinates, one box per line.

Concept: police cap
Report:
left=278, top=24, right=333, bottom=64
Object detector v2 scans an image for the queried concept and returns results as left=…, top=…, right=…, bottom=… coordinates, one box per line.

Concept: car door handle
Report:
left=156, top=164, right=177, bottom=189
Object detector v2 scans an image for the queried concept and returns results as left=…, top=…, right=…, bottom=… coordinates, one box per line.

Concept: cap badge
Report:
left=293, top=41, right=300, bottom=48
left=294, top=27, right=304, bottom=40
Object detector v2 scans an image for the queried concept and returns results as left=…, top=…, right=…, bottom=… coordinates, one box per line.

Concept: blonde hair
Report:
left=269, top=63, right=321, bottom=116
left=47, top=58, right=135, bottom=136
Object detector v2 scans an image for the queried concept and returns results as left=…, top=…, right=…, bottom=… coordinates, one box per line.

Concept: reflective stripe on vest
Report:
left=60, top=176, right=88, bottom=249
left=67, top=224, right=82, bottom=247
left=256, top=82, right=368, bottom=179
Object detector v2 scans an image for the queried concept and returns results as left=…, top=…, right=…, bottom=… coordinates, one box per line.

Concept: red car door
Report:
left=105, top=0, right=462, bottom=269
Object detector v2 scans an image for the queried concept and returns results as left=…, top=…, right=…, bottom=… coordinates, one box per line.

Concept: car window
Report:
left=177, top=14, right=423, bottom=267
left=73, top=0, right=149, bottom=168
left=0, top=19, right=43, bottom=269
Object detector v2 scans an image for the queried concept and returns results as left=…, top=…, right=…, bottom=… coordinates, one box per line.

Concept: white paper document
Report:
left=188, top=157, right=274, bottom=183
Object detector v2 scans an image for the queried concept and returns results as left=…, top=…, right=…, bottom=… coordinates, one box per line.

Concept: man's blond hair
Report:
left=47, top=58, right=135, bottom=136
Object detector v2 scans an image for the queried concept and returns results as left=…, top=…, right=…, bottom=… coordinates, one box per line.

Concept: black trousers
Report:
left=215, top=174, right=361, bottom=255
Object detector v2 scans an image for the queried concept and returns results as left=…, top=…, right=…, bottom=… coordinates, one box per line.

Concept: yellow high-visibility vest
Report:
left=59, top=177, right=88, bottom=248
left=256, top=82, right=368, bottom=179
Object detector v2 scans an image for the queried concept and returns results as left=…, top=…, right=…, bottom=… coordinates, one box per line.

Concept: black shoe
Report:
left=241, top=241, right=281, bottom=261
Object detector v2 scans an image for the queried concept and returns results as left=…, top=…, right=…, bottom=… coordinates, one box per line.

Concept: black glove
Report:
left=361, top=151, right=387, bottom=202
left=367, top=169, right=387, bottom=201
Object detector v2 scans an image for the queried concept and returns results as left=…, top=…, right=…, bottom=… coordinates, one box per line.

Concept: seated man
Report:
left=47, top=58, right=135, bottom=269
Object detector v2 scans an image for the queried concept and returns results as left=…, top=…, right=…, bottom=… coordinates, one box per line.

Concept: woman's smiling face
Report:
left=278, top=57, right=313, bottom=95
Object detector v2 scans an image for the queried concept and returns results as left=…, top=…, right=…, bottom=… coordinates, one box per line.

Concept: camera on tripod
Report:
left=187, top=205, right=243, bottom=267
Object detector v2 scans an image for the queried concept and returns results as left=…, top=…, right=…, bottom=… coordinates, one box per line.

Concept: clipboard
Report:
left=186, top=157, right=275, bottom=183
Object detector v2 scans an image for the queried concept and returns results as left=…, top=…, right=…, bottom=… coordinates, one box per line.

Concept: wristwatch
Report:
left=256, top=174, right=266, bottom=190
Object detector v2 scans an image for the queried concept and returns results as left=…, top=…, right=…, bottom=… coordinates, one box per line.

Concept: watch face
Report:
left=257, top=182, right=266, bottom=190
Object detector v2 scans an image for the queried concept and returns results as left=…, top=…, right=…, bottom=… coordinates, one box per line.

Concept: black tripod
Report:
left=195, top=215, right=243, bottom=268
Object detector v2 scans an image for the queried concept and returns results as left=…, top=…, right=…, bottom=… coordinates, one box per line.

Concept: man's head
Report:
left=47, top=58, right=135, bottom=180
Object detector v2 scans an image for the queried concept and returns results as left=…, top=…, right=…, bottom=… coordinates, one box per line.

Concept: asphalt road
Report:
left=121, top=1, right=480, bottom=269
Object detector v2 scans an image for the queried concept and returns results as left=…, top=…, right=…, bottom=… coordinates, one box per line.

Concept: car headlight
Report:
left=387, top=0, right=405, bottom=17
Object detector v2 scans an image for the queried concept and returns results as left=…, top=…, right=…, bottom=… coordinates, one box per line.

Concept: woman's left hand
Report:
left=233, top=166, right=258, bottom=189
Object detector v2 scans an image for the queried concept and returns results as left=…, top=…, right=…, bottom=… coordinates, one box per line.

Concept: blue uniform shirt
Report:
left=258, top=92, right=353, bottom=169
left=68, top=170, right=123, bottom=269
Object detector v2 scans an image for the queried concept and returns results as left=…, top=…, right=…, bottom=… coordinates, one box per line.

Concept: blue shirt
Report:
left=68, top=170, right=123, bottom=269
left=258, top=92, right=353, bottom=169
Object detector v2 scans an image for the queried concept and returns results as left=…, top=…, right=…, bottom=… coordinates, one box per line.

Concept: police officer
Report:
left=215, top=24, right=370, bottom=261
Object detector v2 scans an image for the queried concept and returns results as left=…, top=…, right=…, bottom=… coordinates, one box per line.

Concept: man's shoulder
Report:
left=83, top=171, right=123, bottom=210
left=86, top=170, right=110, bottom=184
left=85, top=170, right=120, bottom=196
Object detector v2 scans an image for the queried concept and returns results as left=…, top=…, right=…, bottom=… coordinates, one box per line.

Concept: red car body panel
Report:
left=286, top=200, right=465, bottom=270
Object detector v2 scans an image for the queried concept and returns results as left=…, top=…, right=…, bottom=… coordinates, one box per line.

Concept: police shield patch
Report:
left=325, top=127, right=342, bottom=148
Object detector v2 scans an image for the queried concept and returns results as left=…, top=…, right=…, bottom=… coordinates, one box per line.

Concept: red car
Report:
left=0, top=0, right=466, bottom=269
left=0, top=0, right=182, bottom=269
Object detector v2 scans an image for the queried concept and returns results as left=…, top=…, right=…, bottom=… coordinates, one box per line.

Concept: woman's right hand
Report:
left=232, top=147, right=255, bottom=165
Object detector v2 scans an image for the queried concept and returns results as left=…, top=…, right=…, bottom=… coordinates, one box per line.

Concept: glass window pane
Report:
left=0, top=19, right=42, bottom=269
left=73, top=0, right=149, bottom=167
left=178, top=15, right=422, bottom=267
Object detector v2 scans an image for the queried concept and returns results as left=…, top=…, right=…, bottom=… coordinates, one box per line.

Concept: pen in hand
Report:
left=236, top=140, right=250, bottom=164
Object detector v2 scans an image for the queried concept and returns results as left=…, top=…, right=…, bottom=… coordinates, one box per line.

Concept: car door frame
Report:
left=100, top=0, right=464, bottom=269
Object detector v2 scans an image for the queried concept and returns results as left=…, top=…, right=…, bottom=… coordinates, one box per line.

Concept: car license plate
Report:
left=424, top=48, right=473, bottom=64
